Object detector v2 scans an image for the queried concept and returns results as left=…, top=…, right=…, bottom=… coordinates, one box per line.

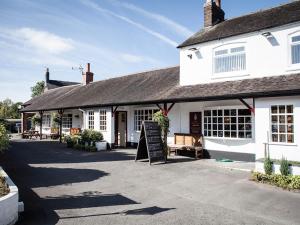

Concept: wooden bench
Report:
left=168, top=133, right=203, bottom=159
left=22, top=130, right=40, bottom=139
left=50, top=128, right=59, bottom=139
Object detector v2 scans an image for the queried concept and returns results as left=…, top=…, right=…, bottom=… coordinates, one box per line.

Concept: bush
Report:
left=74, top=144, right=83, bottom=150
left=81, top=129, right=103, bottom=146
left=0, top=124, right=9, bottom=153
left=251, top=172, right=300, bottom=190
left=31, top=115, right=41, bottom=126
left=264, top=157, right=273, bottom=175
left=280, top=157, right=290, bottom=176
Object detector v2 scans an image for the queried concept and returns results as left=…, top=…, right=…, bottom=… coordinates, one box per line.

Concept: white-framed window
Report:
left=99, top=110, right=107, bottom=131
left=42, top=115, right=51, bottom=128
left=204, top=109, right=252, bottom=139
left=62, top=114, right=72, bottom=129
left=88, top=111, right=94, bottom=130
left=214, top=46, right=246, bottom=74
left=271, top=105, right=294, bottom=143
left=291, top=35, right=300, bottom=65
left=134, top=109, right=159, bottom=131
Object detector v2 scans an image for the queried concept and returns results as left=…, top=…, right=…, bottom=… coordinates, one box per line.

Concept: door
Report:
left=115, top=111, right=127, bottom=147
left=190, top=112, right=202, bottom=135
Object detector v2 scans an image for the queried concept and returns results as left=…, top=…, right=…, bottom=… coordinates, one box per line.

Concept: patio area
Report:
left=0, top=140, right=300, bottom=225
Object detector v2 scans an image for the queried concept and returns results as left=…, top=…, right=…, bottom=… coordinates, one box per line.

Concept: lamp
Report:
left=261, top=32, right=272, bottom=38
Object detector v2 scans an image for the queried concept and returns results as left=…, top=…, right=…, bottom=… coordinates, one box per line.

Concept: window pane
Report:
left=272, top=134, right=278, bottom=142
left=287, top=105, right=293, bottom=114
left=231, top=47, right=245, bottom=53
left=287, top=134, right=294, bottom=143
left=292, top=44, right=300, bottom=64
left=271, top=106, right=278, bottom=114
left=279, top=134, right=286, bottom=142
left=279, top=105, right=286, bottom=114
left=292, top=35, right=300, bottom=42
left=215, top=49, right=228, bottom=56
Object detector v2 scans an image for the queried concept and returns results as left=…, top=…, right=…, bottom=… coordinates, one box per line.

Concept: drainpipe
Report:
left=78, top=109, right=85, bottom=130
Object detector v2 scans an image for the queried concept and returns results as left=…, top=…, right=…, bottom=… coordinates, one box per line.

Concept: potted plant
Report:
left=31, top=115, right=41, bottom=127
left=90, top=130, right=105, bottom=151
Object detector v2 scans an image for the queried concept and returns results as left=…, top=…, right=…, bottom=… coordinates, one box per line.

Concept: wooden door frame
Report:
left=189, top=112, right=202, bottom=135
left=114, top=111, right=128, bottom=147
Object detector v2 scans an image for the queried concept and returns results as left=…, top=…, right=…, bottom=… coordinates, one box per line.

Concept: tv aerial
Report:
left=72, top=65, right=84, bottom=74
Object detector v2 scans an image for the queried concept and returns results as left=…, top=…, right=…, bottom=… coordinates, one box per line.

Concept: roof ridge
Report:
left=221, top=0, right=298, bottom=24
left=90, top=65, right=179, bottom=85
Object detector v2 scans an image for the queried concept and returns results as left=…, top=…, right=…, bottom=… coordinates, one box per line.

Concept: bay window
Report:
left=204, top=109, right=252, bottom=139
left=271, top=105, right=294, bottom=143
left=214, top=46, right=246, bottom=74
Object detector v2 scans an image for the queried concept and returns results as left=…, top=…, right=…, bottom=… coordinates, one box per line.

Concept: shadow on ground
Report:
left=0, top=141, right=137, bottom=225
left=9, top=140, right=135, bottom=165
left=59, top=206, right=175, bottom=220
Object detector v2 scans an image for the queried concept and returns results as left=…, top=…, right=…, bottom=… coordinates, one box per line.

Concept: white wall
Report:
left=125, top=100, right=256, bottom=155
left=83, top=107, right=114, bottom=144
left=180, top=22, right=300, bottom=86
left=255, top=96, right=300, bottom=161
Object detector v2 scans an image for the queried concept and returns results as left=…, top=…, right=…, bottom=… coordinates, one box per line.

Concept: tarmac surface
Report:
left=1, top=140, right=300, bottom=225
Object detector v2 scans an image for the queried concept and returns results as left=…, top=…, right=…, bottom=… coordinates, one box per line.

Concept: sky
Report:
left=0, top=0, right=292, bottom=102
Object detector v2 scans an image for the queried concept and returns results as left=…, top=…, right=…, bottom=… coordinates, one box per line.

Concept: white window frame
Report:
left=42, top=114, right=51, bottom=128
left=62, top=114, right=72, bottom=129
left=212, top=43, right=248, bottom=78
left=134, top=108, right=159, bottom=131
left=270, top=105, right=294, bottom=144
left=203, top=108, right=253, bottom=140
left=290, top=32, right=300, bottom=66
left=88, top=111, right=94, bottom=130
left=99, top=109, right=107, bottom=131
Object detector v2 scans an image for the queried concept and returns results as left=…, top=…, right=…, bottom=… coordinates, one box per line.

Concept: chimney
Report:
left=45, top=68, right=50, bottom=83
left=204, top=0, right=225, bottom=28
left=82, top=63, right=94, bottom=85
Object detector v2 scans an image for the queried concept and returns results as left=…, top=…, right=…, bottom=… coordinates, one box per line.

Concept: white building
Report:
left=21, top=0, right=300, bottom=162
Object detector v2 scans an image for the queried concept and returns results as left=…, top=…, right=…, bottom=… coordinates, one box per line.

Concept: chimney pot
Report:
left=45, top=68, right=50, bottom=83
left=204, top=0, right=225, bottom=28
left=215, top=0, right=221, bottom=8
left=87, top=63, right=90, bottom=72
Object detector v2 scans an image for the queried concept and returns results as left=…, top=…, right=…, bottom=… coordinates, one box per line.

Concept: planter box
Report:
left=255, top=161, right=300, bottom=175
left=96, top=141, right=107, bottom=151
left=0, top=167, right=19, bottom=225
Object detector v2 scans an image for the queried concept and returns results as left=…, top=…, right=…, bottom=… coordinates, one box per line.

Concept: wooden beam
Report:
left=156, top=104, right=163, bottom=111
left=111, top=106, right=119, bottom=117
left=58, top=109, right=64, bottom=143
left=39, top=110, right=44, bottom=140
left=239, top=99, right=255, bottom=114
left=167, top=103, right=175, bottom=113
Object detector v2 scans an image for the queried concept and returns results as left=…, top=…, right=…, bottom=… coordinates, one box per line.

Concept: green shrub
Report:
left=81, top=129, right=103, bottom=146
left=0, top=124, right=9, bottom=153
left=31, top=115, right=41, bottom=126
left=264, top=157, right=273, bottom=175
left=251, top=172, right=300, bottom=190
left=74, top=144, right=83, bottom=150
left=280, top=157, right=290, bottom=176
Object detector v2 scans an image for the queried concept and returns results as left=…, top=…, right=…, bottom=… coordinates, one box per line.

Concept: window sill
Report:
left=286, top=65, right=300, bottom=72
left=267, top=142, right=297, bottom=147
left=211, top=73, right=250, bottom=80
left=204, top=136, right=253, bottom=141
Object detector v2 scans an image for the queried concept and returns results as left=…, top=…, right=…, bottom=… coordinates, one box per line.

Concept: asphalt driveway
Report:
left=1, top=140, right=300, bottom=225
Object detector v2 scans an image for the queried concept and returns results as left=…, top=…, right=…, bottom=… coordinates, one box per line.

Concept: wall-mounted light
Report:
left=189, top=47, right=199, bottom=52
left=261, top=32, right=273, bottom=38
left=187, top=54, right=193, bottom=59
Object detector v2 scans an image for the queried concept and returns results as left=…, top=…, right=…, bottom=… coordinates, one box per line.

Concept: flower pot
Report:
left=96, top=141, right=107, bottom=151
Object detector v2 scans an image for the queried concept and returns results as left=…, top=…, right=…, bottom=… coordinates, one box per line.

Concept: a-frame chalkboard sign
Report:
left=135, top=121, right=165, bottom=165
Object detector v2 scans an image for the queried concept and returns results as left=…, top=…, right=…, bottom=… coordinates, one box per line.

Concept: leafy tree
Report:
left=0, top=123, right=9, bottom=153
left=31, top=81, right=45, bottom=97
left=0, top=99, right=22, bottom=119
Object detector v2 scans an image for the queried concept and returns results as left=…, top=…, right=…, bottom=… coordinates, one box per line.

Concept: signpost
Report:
left=135, top=121, right=165, bottom=165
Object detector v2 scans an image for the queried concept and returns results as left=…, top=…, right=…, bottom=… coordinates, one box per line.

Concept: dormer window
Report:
left=214, top=46, right=246, bottom=74
left=291, top=35, right=300, bottom=65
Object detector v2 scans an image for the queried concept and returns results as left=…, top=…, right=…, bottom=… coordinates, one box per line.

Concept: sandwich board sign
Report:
left=135, top=121, right=165, bottom=165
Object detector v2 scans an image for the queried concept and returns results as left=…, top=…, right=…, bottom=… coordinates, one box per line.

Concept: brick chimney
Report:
left=204, top=0, right=225, bottom=28
left=45, top=68, right=50, bottom=83
left=82, top=63, right=94, bottom=85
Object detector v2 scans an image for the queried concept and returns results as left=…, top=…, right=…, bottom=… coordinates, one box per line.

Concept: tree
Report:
left=0, top=123, right=9, bottom=153
left=31, top=81, right=45, bottom=97
left=0, top=99, right=22, bottom=119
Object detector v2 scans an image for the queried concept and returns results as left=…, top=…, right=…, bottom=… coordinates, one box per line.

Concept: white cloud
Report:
left=10, top=27, right=74, bottom=54
left=120, top=53, right=143, bottom=63
left=80, top=0, right=178, bottom=47
left=108, top=0, right=193, bottom=37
